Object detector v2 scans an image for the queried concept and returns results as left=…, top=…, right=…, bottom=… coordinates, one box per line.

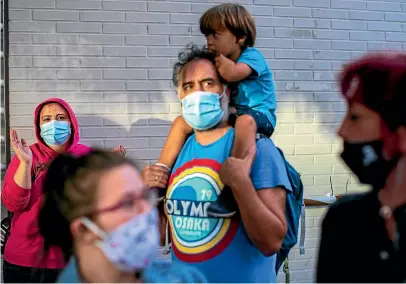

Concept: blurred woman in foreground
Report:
left=38, top=150, right=206, bottom=283
left=317, top=53, right=406, bottom=282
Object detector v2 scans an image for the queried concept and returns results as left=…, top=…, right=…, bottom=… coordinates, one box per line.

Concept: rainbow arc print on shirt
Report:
left=165, top=159, right=239, bottom=262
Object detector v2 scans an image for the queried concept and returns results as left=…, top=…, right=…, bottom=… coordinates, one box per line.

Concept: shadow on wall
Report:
left=273, top=51, right=400, bottom=197
left=82, top=115, right=173, bottom=173
left=73, top=92, right=174, bottom=173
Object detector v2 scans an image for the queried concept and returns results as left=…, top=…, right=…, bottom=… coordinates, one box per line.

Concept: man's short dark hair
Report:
left=172, top=44, right=223, bottom=88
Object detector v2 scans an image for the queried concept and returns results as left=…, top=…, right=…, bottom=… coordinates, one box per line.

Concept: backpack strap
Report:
left=283, top=257, right=290, bottom=283
left=299, top=202, right=306, bottom=255
left=163, top=219, right=171, bottom=255
left=256, top=133, right=265, bottom=140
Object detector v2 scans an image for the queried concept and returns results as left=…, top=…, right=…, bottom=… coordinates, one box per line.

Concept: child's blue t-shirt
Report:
left=233, top=47, right=277, bottom=128
left=165, top=128, right=292, bottom=283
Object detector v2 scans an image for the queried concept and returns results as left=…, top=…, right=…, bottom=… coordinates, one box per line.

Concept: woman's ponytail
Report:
left=38, top=154, right=78, bottom=261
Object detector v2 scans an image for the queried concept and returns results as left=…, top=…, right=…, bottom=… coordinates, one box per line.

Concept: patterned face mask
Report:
left=81, top=208, right=160, bottom=272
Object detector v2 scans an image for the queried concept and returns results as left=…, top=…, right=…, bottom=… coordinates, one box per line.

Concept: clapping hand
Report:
left=10, top=129, right=33, bottom=165
left=112, top=145, right=126, bottom=156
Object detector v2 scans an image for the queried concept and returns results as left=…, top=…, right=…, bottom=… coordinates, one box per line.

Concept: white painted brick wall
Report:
left=7, top=0, right=406, bottom=282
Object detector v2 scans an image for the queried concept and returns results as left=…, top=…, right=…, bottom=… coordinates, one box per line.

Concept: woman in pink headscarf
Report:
left=1, top=98, right=125, bottom=283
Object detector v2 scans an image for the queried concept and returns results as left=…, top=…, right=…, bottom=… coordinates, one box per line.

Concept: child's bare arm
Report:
left=215, top=54, right=253, bottom=83
left=157, top=115, right=193, bottom=169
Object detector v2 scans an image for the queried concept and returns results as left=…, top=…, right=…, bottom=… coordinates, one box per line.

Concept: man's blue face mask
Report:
left=40, top=120, right=72, bottom=146
left=181, top=87, right=227, bottom=131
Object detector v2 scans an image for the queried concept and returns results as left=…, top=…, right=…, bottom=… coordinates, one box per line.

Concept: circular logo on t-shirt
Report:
left=165, top=159, right=238, bottom=262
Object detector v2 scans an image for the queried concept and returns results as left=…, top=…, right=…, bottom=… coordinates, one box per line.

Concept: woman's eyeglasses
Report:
left=90, top=187, right=159, bottom=216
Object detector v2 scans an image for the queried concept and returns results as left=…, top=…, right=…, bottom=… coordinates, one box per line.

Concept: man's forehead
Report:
left=181, top=59, right=219, bottom=83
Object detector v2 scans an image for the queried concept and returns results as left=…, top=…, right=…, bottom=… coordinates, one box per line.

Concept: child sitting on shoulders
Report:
left=157, top=3, right=277, bottom=218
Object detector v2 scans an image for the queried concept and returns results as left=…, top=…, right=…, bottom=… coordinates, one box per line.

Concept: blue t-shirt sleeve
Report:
left=144, top=260, right=207, bottom=283
left=251, top=138, right=292, bottom=193
left=237, top=47, right=268, bottom=77
left=57, top=258, right=81, bottom=283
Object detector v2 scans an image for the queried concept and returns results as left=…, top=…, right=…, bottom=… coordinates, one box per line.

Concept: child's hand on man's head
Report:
left=214, top=53, right=235, bottom=79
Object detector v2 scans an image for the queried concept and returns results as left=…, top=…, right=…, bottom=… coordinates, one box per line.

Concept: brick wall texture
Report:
left=7, top=0, right=406, bottom=282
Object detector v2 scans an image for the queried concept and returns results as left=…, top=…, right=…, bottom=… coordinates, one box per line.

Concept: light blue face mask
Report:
left=40, top=120, right=72, bottom=146
left=181, top=87, right=226, bottom=130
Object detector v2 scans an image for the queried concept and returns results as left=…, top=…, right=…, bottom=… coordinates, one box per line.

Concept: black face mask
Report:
left=340, top=140, right=399, bottom=190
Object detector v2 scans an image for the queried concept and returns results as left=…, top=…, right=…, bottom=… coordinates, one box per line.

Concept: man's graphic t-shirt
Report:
left=165, top=128, right=292, bottom=283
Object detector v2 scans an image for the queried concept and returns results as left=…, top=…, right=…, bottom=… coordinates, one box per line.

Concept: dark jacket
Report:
left=317, top=191, right=405, bottom=283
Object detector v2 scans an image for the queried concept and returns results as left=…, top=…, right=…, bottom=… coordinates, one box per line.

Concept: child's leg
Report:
left=207, top=114, right=257, bottom=218
left=208, top=111, right=273, bottom=218
left=231, top=114, right=257, bottom=159
left=157, top=115, right=193, bottom=169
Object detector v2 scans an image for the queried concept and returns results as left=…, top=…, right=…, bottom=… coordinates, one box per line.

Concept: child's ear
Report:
left=237, top=36, right=246, bottom=46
